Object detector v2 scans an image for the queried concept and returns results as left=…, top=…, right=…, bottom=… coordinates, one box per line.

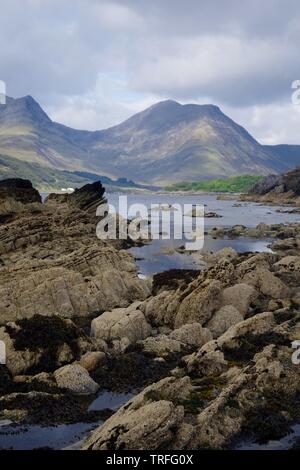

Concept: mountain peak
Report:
left=150, top=99, right=181, bottom=109
left=0, top=94, right=51, bottom=124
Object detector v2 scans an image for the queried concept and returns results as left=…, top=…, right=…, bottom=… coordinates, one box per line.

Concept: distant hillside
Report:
left=0, top=154, right=151, bottom=192
left=0, top=154, right=90, bottom=191
left=0, top=96, right=297, bottom=185
left=165, top=175, right=263, bottom=193
left=263, top=144, right=300, bottom=168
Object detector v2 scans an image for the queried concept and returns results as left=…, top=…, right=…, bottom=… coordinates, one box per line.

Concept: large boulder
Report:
left=207, top=305, right=243, bottom=338
left=235, top=254, right=290, bottom=299
left=83, top=376, right=193, bottom=450
left=273, top=255, right=300, bottom=284
left=91, top=302, right=152, bottom=352
left=221, top=283, right=258, bottom=317
left=217, top=311, right=276, bottom=350
left=174, top=280, right=223, bottom=328
left=54, top=363, right=99, bottom=395
left=242, top=268, right=290, bottom=299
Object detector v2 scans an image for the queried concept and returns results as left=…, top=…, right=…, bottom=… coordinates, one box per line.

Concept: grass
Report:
left=165, top=175, right=263, bottom=193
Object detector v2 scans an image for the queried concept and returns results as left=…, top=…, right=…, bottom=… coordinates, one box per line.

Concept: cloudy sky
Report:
left=1, top=0, right=300, bottom=144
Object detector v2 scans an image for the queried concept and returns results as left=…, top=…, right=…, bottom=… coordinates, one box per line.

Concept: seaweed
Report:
left=152, top=269, right=201, bottom=295
left=92, top=352, right=173, bottom=393
left=223, top=331, right=290, bottom=363
left=5, top=315, right=85, bottom=373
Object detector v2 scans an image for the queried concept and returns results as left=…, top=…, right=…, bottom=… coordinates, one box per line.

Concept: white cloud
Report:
left=45, top=73, right=159, bottom=130
left=224, top=101, right=300, bottom=145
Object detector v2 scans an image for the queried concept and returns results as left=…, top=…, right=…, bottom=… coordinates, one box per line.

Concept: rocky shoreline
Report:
left=240, top=166, right=300, bottom=206
left=0, top=177, right=299, bottom=450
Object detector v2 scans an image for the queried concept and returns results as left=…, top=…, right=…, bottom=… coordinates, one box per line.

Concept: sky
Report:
left=0, top=0, right=300, bottom=144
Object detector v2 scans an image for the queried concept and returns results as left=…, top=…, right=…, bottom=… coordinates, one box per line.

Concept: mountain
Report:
left=0, top=96, right=92, bottom=172
left=0, top=96, right=298, bottom=185
left=263, top=144, right=300, bottom=168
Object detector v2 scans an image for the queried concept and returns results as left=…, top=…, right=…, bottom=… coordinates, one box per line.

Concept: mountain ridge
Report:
left=0, top=95, right=298, bottom=184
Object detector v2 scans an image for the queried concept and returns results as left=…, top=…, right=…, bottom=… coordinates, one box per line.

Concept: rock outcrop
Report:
left=0, top=181, right=150, bottom=324
left=83, top=376, right=193, bottom=450
left=0, top=178, right=42, bottom=204
left=241, top=166, right=300, bottom=205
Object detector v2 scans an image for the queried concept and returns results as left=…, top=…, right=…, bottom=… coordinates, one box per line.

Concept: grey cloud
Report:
left=0, top=0, right=299, bottom=141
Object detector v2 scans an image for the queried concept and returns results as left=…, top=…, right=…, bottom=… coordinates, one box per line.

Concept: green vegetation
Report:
left=165, top=175, right=263, bottom=193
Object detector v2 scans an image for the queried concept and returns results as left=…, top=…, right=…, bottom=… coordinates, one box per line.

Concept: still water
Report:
left=107, top=192, right=299, bottom=276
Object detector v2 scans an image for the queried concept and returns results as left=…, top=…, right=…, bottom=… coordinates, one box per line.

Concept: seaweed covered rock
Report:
left=189, top=335, right=300, bottom=449
left=184, top=311, right=278, bottom=375
left=0, top=315, right=93, bottom=376
left=0, top=365, right=13, bottom=394
left=152, top=269, right=201, bottom=295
